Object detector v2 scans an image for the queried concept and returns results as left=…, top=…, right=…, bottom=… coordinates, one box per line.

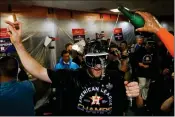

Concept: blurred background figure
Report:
left=72, top=52, right=86, bottom=68
left=106, top=43, right=121, bottom=71
left=129, top=33, right=145, bottom=80
left=65, top=43, right=73, bottom=55
left=120, top=41, right=129, bottom=58
left=119, top=41, right=132, bottom=81
left=55, top=50, right=79, bottom=70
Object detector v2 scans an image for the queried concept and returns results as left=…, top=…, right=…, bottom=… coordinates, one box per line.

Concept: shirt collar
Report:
left=0, top=79, right=17, bottom=87
left=63, top=61, right=70, bottom=65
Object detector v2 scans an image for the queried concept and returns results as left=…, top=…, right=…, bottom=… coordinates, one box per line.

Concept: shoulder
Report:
left=55, top=63, right=62, bottom=69
left=55, top=63, right=62, bottom=66
left=48, top=69, right=70, bottom=76
left=71, top=62, right=79, bottom=67
left=47, top=68, right=80, bottom=84
left=19, top=80, right=35, bottom=93
left=71, top=62, right=78, bottom=65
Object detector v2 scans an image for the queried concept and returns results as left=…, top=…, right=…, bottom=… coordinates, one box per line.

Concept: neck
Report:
left=0, top=76, right=14, bottom=83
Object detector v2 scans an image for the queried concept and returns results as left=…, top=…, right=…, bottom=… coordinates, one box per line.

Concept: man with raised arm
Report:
left=5, top=19, right=141, bottom=115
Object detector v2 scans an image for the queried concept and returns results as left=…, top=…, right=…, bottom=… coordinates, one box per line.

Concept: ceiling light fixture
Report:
left=110, top=7, right=129, bottom=12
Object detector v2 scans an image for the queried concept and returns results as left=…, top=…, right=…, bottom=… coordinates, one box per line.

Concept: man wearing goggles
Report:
left=5, top=21, right=139, bottom=116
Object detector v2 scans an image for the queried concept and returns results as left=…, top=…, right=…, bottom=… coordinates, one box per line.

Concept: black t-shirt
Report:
left=47, top=68, right=128, bottom=116
left=135, top=47, right=156, bottom=79
left=106, top=60, right=120, bottom=71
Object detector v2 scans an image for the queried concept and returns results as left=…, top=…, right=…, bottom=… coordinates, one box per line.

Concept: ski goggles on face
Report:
left=84, top=52, right=109, bottom=69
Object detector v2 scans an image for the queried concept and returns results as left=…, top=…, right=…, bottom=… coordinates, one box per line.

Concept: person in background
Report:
left=106, top=43, right=129, bottom=80
left=129, top=34, right=145, bottom=80
left=132, top=33, right=145, bottom=52
left=65, top=43, right=73, bottom=56
left=135, top=40, right=158, bottom=101
left=136, top=11, right=174, bottom=57
left=119, top=41, right=132, bottom=81
left=120, top=41, right=129, bottom=59
left=0, top=56, right=35, bottom=116
left=159, top=72, right=174, bottom=116
left=136, top=68, right=174, bottom=116
left=72, top=52, right=86, bottom=68
left=134, top=41, right=159, bottom=116
left=156, top=40, right=168, bottom=72
left=106, top=43, right=121, bottom=72
left=55, top=50, right=79, bottom=70
left=107, top=38, right=111, bottom=46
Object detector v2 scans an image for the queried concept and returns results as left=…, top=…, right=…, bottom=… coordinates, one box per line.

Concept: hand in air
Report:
left=136, top=11, right=162, bottom=33
left=5, top=21, right=22, bottom=44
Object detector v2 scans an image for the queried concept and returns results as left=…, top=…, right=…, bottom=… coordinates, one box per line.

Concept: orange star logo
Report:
left=90, top=93, right=103, bottom=105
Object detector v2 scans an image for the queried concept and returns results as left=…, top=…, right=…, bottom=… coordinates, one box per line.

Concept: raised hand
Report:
left=5, top=21, right=22, bottom=45
left=135, top=11, right=162, bottom=33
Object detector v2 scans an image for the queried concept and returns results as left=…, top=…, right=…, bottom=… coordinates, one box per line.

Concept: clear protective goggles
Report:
left=84, top=52, right=109, bottom=69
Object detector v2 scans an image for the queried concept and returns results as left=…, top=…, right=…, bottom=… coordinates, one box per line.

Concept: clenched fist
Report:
left=124, top=81, right=140, bottom=97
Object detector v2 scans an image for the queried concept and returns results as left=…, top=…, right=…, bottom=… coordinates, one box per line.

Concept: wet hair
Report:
left=0, top=56, right=18, bottom=78
left=65, top=43, right=73, bottom=49
left=61, top=50, right=69, bottom=57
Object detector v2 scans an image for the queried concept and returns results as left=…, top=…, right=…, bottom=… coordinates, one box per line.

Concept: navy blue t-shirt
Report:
left=48, top=68, right=128, bottom=116
left=0, top=80, right=35, bottom=116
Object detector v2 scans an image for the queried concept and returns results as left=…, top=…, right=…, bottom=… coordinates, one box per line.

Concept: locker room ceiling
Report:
left=1, top=0, right=174, bottom=16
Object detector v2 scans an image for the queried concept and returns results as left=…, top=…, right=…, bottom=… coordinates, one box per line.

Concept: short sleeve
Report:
left=47, top=69, right=74, bottom=85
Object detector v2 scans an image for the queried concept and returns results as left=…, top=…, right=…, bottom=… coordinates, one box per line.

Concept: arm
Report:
left=160, top=96, right=174, bottom=112
left=6, top=21, right=52, bottom=83
left=120, top=59, right=128, bottom=72
left=156, top=28, right=174, bottom=57
left=138, top=62, right=144, bottom=67
left=14, top=40, right=51, bottom=83
left=139, top=62, right=149, bottom=68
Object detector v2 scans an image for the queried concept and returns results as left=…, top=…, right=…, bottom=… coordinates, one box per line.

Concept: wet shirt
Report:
left=47, top=68, right=128, bottom=116
left=0, top=80, right=35, bottom=116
